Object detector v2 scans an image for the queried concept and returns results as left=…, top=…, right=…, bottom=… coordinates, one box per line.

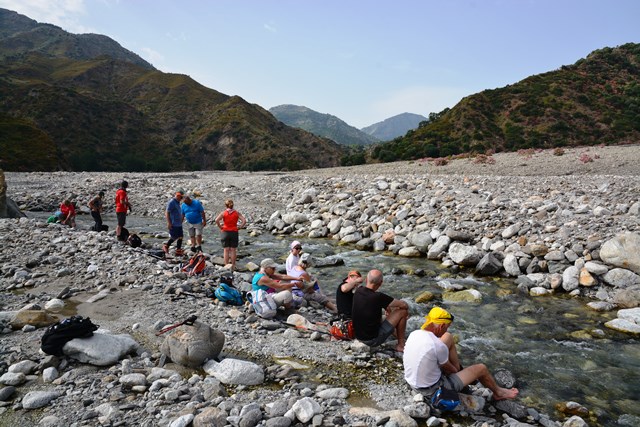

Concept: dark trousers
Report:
left=91, top=211, right=103, bottom=231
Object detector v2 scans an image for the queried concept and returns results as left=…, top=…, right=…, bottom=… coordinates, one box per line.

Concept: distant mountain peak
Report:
left=269, top=104, right=379, bottom=146
left=361, top=112, right=428, bottom=141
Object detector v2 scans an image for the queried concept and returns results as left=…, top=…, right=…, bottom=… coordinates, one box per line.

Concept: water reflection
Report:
left=27, top=212, right=640, bottom=423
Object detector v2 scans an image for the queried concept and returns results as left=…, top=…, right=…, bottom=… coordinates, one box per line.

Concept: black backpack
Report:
left=118, top=227, right=130, bottom=242
left=127, top=233, right=142, bottom=248
left=41, top=316, right=99, bottom=356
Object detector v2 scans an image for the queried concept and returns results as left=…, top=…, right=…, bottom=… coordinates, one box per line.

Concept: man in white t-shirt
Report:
left=403, top=307, right=519, bottom=400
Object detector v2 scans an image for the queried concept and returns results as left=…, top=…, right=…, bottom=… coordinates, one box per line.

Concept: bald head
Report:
left=366, top=269, right=383, bottom=289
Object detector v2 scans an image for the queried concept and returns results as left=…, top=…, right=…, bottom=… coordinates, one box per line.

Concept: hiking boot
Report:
left=162, top=244, right=169, bottom=254
left=190, top=246, right=197, bottom=253
left=175, top=248, right=184, bottom=256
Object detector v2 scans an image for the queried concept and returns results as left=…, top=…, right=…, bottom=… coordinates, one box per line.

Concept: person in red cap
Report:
left=403, top=306, right=519, bottom=400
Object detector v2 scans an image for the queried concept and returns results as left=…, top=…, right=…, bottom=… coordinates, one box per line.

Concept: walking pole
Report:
left=155, top=315, right=197, bottom=336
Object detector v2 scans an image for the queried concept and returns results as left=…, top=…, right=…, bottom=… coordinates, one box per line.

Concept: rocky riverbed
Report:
left=1, top=145, right=640, bottom=427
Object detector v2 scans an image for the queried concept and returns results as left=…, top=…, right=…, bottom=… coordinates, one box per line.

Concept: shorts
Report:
left=169, top=225, right=184, bottom=240
left=221, top=231, right=239, bottom=248
left=116, top=212, right=127, bottom=227
left=187, top=222, right=203, bottom=237
left=361, top=319, right=394, bottom=347
left=272, top=290, right=293, bottom=307
left=414, top=374, right=464, bottom=397
left=305, top=290, right=329, bottom=305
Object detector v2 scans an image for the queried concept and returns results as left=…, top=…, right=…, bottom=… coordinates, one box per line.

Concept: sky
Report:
left=1, top=0, right=639, bottom=128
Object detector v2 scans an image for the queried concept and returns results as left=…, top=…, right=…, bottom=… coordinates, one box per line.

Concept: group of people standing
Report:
left=64, top=181, right=246, bottom=270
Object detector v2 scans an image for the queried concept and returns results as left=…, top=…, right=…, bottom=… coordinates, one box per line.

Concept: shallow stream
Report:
left=33, top=212, right=640, bottom=424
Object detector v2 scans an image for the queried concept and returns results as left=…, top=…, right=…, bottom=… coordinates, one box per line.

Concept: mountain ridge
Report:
left=0, top=8, right=344, bottom=172
left=269, top=104, right=379, bottom=146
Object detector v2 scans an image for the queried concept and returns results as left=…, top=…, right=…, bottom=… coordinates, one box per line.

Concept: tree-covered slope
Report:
left=372, top=43, right=640, bottom=162
left=361, top=112, right=427, bottom=141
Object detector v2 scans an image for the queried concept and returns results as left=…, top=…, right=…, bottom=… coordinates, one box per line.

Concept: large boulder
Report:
left=160, top=321, right=225, bottom=368
left=427, top=235, right=451, bottom=260
left=9, top=310, right=58, bottom=329
left=475, top=252, right=503, bottom=276
left=600, top=233, right=640, bottom=275
left=64, top=332, right=138, bottom=366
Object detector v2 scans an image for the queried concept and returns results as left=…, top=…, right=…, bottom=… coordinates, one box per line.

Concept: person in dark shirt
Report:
left=352, top=269, right=409, bottom=353
left=335, top=270, right=363, bottom=318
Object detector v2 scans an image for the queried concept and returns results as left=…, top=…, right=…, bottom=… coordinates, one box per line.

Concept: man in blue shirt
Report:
left=181, top=192, right=206, bottom=253
left=163, top=189, right=185, bottom=256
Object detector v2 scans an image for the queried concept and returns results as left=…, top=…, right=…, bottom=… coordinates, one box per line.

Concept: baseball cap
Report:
left=260, top=258, right=278, bottom=269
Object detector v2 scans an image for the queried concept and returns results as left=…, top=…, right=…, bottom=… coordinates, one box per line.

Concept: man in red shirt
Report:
left=58, top=199, right=76, bottom=228
left=115, top=180, right=132, bottom=240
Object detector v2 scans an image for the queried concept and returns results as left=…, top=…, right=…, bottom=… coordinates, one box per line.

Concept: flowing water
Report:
left=32, top=213, right=640, bottom=424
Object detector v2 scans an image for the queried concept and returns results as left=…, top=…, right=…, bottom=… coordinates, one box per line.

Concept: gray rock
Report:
left=562, top=266, right=580, bottom=292
left=21, top=390, right=62, bottom=409
left=427, top=235, right=451, bottom=260
left=495, top=400, right=528, bottom=419
left=265, top=417, right=292, bottom=427
left=475, top=252, right=503, bottom=276
left=603, top=268, right=640, bottom=288
left=600, top=233, right=640, bottom=275
left=8, top=360, right=38, bottom=375
left=448, top=242, right=482, bottom=267
left=503, top=254, right=521, bottom=276
left=64, top=332, right=138, bottom=366
left=204, top=358, right=264, bottom=385
left=193, top=407, right=227, bottom=427
left=291, top=397, right=322, bottom=423
left=0, top=372, right=26, bottom=386
left=170, top=414, right=195, bottom=427
left=0, top=386, right=16, bottom=401
left=160, top=321, right=224, bottom=368
left=316, top=387, right=349, bottom=399
left=562, top=415, right=588, bottom=427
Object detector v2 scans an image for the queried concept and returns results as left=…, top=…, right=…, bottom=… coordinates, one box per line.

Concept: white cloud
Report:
left=0, top=0, right=92, bottom=33
left=372, top=86, right=469, bottom=119
left=140, top=47, right=164, bottom=65
left=263, top=23, right=277, bottom=33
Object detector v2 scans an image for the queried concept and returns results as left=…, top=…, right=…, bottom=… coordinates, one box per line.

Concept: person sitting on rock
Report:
left=286, top=240, right=302, bottom=275
left=58, top=199, right=76, bottom=228
left=335, top=270, right=363, bottom=319
left=352, top=269, right=408, bottom=353
left=288, top=253, right=337, bottom=312
left=403, top=306, right=519, bottom=400
left=251, top=258, right=300, bottom=309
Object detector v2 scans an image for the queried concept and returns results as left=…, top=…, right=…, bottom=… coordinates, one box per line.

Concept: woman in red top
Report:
left=58, top=199, right=76, bottom=228
left=215, top=199, right=247, bottom=270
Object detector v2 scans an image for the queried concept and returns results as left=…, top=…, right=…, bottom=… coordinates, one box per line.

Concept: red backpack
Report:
left=182, top=253, right=207, bottom=276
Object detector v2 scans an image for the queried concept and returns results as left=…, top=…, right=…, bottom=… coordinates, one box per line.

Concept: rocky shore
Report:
left=1, top=145, right=640, bottom=427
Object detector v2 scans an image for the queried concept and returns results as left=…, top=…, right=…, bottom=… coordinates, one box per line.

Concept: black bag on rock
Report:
left=40, top=316, right=99, bottom=356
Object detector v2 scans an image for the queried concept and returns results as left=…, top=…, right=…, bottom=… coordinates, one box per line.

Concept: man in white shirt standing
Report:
left=403, top=307, right=519, bottom=400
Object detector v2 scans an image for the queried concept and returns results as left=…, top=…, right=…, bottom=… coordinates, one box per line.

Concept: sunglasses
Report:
left=348, top=274, right=361, bottom=278
left=439, top=314, right=455, bottom=322
left=293, top=246, right=302, bottom=250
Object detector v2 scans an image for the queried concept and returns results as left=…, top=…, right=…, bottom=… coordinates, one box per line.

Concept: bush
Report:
left=579, top=153, right=594, bottom=163
left=472, top=154, right=496, bottom=164
left=553, top=147, right=565, bottom=156
left=433, top=158, right=449, bottom=166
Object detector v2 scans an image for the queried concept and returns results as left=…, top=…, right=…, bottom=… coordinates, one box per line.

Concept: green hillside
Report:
left=0, top=8, right=344, bottom=172
left=372, top=43, right=640, bottom=162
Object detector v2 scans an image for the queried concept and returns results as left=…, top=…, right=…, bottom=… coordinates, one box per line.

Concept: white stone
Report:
left=64, top=333, right=138, bottom=366
left=204, top=358, right=264, bottom=385
left=21, top=390, right=61, bottom=409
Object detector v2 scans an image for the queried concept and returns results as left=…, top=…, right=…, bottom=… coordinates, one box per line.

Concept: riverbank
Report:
left=1, top=144, right=640, bottom=427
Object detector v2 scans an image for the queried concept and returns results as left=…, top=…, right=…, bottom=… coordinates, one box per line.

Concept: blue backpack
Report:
left=214, top=282, right=243, bottom=306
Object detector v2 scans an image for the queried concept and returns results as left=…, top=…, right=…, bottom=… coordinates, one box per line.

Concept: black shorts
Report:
left=221, top=231, right=239, bottom=248
left=116, top=212, right=127, bottom=227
